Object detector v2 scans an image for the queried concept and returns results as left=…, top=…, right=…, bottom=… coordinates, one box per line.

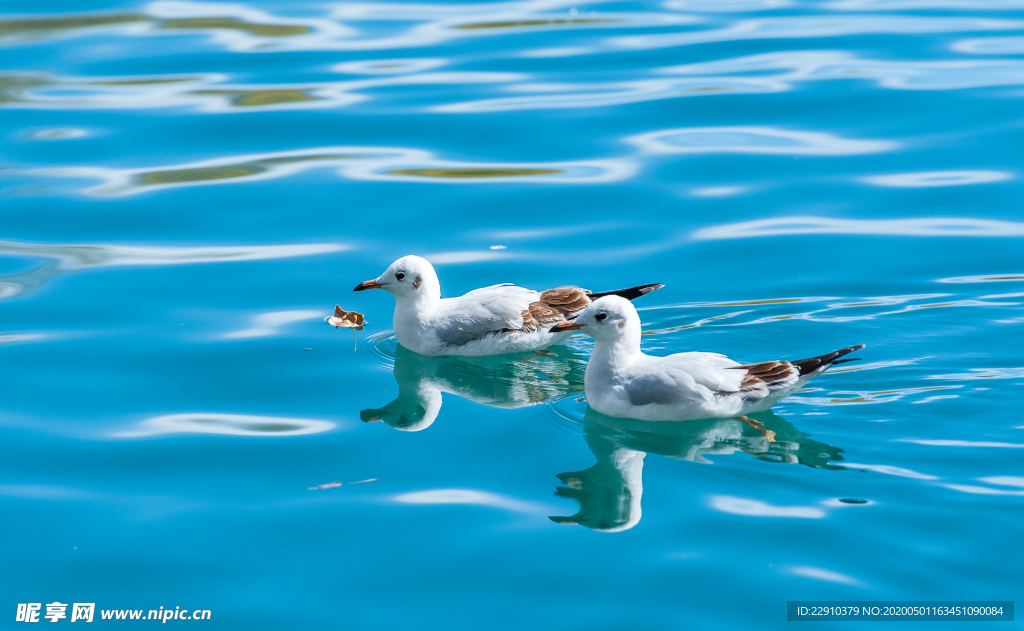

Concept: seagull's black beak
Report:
left=354, top=279, right=385, bottom=291
left=550, top=319, right=585, bottom=333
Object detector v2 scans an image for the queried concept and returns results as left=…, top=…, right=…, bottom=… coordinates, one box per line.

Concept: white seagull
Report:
left=354, top=255, right=663, bottom=356
left=551, top=296, right=864, bottom=434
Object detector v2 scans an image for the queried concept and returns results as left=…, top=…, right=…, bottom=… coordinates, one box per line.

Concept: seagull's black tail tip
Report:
left=792, top=344, right=867, bottom=376
left=589, top=283, right=665, bottom=302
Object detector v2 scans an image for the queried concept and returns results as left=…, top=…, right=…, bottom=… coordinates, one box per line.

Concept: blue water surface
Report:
left=2, top=0, right=1023, bottom=628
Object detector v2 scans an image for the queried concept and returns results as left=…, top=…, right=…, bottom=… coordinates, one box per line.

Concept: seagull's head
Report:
left=550, top=295, right=641, bottom=343
left=359, top=389, right=440, bottom=432
left=354, top=255, right=440, bottom=301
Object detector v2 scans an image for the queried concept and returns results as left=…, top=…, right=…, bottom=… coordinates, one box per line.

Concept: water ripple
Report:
left=926, top=367, right=1024, bottom=380
left=862, top=170, right=1013, bottom=188
left=943, top=477, right=1024, bottom=498
left=789, top=566, right=865, bottom=587
left=663, top=0, right=793, bottom=12
left=710, top=496, right=825, bottom=518
left=841, top=462, right=939, bottom=480
left=789, top=384, right=960, bottom=406
left=36, top=146, right=635, bottom=196
left=0, top=70, right=522, bottom=112
left=899, top=439, right=1024, bottom=448
left=610, top=16, right=1024, bottom=51
left=326, top=2, right=694, bottom=51
left=0, top=240, right=344, bottom=300
left=0, top=3, right=348, bottom=51
left=434, top=77, right=785, bottom=112
left=828, top=0, right=1024, bottom=9
left=0, top=1, right=696, bottom=53
left=440, top=49, right=1024, bottom=112
left=0, top=333, right=46, bottom=345
left=113, top=413, right=337, bottom=437
left=938, top=274, right=1024, bottom=283
left=22, top=127, right=88, bottom=140
left=628, top=126, right=895, bottom=155
left=692, top=216, right=1024, bottom=240
left=394, top=489, right=542, bottom=513
left=222, top=310, right=325, bottom=340
left=953, top=36, right=1024, bottom=54
left=663, top=50, right=1024, bottom=92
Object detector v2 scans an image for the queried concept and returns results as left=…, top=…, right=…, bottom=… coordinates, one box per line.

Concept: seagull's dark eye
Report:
left=395, top=272, right=406, bottom=281
left=595, top=313, right=607, bottom=322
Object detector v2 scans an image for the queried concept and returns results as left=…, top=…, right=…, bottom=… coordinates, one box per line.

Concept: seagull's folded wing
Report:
left=433, top=284, right=540, bottom=346
left=625, top=353, right=743, bottom=406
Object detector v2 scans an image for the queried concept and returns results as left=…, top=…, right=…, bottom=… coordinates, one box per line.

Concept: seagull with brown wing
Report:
left=550, top=296, right=864, bottom=430
left=354, top=255, right=662, bottom=356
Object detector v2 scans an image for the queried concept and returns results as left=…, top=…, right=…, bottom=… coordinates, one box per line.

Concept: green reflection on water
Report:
left=96, top=78, right=197, bottom=86
left=0, top=75, right=51, bottom=104
left=140, top=167, right=266, bottom=185
left=0, top=13, right=147, bottom=36
left=248, top=423, right=305, bottom=432
left=388, top=168, right=564, bottom=178
left=685, top=86, right=732, bottom=93
left=192, top=89, right=319, bottom=107
left=453, top=18, right=618, bottom=30
left=0, top=12, right=309, bottom=39
left=158, top=17, right=309, bottom=36
left=135, top=154, right=359, bottom=186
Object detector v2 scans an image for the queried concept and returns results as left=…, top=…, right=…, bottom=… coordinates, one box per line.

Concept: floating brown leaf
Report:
left=328, top=305, right=365, bottom=329
left=328, top=305, right=366, bottom=351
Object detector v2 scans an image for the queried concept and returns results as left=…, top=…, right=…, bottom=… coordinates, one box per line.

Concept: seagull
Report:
left=551, top=296, right=864, bottom=431
left=354, top=255, right=663, bottom=356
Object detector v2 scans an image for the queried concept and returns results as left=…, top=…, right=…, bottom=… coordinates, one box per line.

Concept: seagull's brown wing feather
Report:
left=521, top=286, right=592, bottom=330
left=730, top=360, right=800, bottom=394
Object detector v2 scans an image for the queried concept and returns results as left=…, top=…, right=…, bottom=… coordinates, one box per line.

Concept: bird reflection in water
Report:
left=360, top=344, right=586, bottom=431
left=550, top=409, right=843, bottom=532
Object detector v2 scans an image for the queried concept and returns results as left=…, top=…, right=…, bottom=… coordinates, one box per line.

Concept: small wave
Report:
left=788, top=566, right=865, bottom=586
left=366, top=330, right=400, bottom=369
left=663, top=0, right=793, bottom=12
left=789, top=385, right=960, bottom=406
left=953, top=36, right=1024, bottom=54
left=710, top=496, right=825, bottom=518
left=938, top=274, right=1024, bottom=284
left=828, top=0, right=1024, bottom=9
left=628, top=126, right=895, bottom=156
left=610, top=15, right=1024, bottom=51
left=113, top=413, right=336, bottom=437
left=926, top=367, right=1024, bottom=380
left=33, top=145, right=635, bottom=196
left=898, top=438, right=1024, bottom=448
left=394, top=488, right=541, bottom=512
left=222, top=310, right=324, bottom=340
left=692, top=216, right=1024, bottom=239
left=22, top=127, right=88, bottom=140
left=862, top=170, right=1012, bottom=188
left=840, top=462, right=938, bottom=479
left=545, top=391, right=590, bottom=427
left=0, top=333, right=46, bottom=345
left=0, top=239, right=345, bottom=300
